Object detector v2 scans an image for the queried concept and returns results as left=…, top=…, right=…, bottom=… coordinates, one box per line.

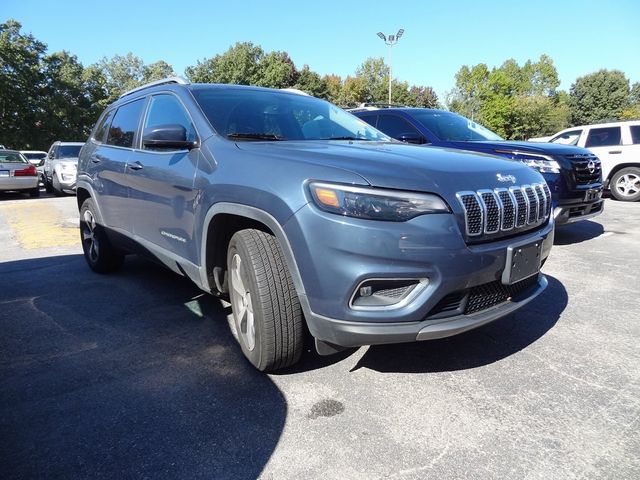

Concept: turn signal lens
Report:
left=313, top=187, right=340, bottom=207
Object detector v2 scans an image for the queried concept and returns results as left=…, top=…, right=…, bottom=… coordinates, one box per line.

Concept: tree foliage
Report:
left=448, top=55, right=568, bottom=139
left=569, top=69, right=630, bottom=125
left=1, top=20, right=635, bottom=149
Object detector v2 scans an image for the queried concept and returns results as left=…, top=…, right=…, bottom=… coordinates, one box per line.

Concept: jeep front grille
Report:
left=457, top=182, right=551, bottom=238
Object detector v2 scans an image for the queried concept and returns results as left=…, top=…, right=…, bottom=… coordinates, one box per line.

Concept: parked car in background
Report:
left=529, top=120, right=640, bottom=202
left=77, top=78, right=554, bottom=372
left=0, top=149, right=40, bottom=197
left=351, top=106, right=604, bottom=225
left=20, top=150, right=47, bottom=186
left=44, top=141, right=84, bottom=195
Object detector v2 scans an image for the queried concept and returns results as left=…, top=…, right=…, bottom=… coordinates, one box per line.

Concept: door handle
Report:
left=608, top=150, right=622, bottom=154
left=91, top=156, right=102, bottom=163
left=128, top=161, right=144, bottom=171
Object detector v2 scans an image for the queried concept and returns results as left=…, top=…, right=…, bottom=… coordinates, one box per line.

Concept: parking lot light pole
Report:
left=377, top=29, right=404, bottom=104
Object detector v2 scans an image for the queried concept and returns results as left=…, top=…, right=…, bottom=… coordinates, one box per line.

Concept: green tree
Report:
left=569, top=69, right=630, bottom=125
left=294, top=65, right=328, bottom=98
left=185, top=42, right=264, bottom=85
left=0, top=19, right=47, bottom=149
left=323, top=74, right=343, bottom=104
left=407, top=86, right=439, bottom=108
left=256, top=51, right=297, bottom=89
left=355, top=57, right=389, bottom=103
left=96, top=53, right=145, bottom=103
left=143, top=60, right=175, bottom=82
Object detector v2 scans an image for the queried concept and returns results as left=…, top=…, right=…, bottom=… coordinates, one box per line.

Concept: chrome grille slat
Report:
left=479, top=190, right=500, bottom=234
left=524, top=185, right=538, bottom=224
left=458, top=183, right=550, bottom=240
left=534, top=184, right=546, bottom=221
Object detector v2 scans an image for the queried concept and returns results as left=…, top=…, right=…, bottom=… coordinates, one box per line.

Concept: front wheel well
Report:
left=205, top=213, right=273, bottom=295
left=76, top=188, right=91, bottom=211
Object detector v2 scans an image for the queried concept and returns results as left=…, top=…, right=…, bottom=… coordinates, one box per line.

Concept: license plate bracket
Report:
left=502, top=238, right=543, bottom=285
left=584, top=187, right=602, bottom=202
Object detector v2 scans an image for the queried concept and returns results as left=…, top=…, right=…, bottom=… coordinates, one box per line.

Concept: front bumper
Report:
left=55, top=170, right=77, bottom=192
left=284, top=204, right=554, bottom=347
left=554, top=199, right=603, bottom=225
left=308, top=276, right=547, bottom=347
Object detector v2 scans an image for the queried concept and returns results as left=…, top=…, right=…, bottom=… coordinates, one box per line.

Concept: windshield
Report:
left=0, top=152, right=28, bottom=164
left=58, top=145, right=82, bottom=158
left=192, top=87, right=390, bottom=142
left=411, top=110, right=503, bottom=142
left=23, top=152, right=46, bottom=160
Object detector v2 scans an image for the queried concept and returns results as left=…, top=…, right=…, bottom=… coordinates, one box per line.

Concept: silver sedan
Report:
left=0, top=149, right=40, bottom=197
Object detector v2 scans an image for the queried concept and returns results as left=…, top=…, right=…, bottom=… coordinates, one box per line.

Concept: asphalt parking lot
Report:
left=1, top=191, right=639, bottom=479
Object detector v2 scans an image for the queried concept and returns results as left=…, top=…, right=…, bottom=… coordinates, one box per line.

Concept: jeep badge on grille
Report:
left=496, top=173, right=516, bottom=183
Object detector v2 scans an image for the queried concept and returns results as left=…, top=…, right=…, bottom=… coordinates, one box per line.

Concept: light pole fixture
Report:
left=376, top=28, right=404, bottom=104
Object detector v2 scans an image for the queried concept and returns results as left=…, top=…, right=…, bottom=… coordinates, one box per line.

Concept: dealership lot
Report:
left=1, top=193, right=639, bottom=479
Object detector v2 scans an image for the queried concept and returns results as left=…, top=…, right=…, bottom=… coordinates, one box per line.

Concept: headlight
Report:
left=496, top=150, right=560, bottom=174
left=309, top=182, right=450, bottom=221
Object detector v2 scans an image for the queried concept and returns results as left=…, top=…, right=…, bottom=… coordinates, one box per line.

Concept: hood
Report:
left=446, top=140, right=589, bottom=157
left=235, top=140, right=544, bottom=194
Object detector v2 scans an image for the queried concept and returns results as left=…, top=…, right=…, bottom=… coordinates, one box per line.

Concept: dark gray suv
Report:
left=77, top=77, right=554, bottom=371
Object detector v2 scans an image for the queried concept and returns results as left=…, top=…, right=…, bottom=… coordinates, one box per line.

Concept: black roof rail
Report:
left=119, top=76, right=190, bottom=99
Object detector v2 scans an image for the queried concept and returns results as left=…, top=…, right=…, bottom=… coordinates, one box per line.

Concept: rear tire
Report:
left=79, top=198, right=124, bottom=273
left=52, top=175, right=64, bottom=196
left=610, top=167, right=640, bottom=202
left=227, top=229, right=304, bottom=372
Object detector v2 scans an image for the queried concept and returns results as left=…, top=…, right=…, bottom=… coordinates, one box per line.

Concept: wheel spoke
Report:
left=82, top=230, right=92, bottom=242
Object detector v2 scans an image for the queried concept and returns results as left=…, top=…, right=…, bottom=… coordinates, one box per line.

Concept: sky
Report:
left=4, top=0, right=639, bottom=100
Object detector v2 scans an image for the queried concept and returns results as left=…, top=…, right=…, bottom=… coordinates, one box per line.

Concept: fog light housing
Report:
left=350, top=278, right=428, bottom=310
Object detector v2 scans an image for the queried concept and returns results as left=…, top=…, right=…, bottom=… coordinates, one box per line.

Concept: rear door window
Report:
left=630, top=125, right=640, bottom=145
left=585, top=127, right=622, bottom=148
left=107, top=99, right=146, bottom=148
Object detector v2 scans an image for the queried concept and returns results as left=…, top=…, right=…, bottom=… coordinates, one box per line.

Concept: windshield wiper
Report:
left=227, top=133, right=284, bottom=141
left=326, top=136, right=371, bottom=141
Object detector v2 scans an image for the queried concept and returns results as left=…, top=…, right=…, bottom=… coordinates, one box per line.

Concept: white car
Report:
left=44, top=141, right=84, bottom=195
left=534, top=120, right=640, bottom=201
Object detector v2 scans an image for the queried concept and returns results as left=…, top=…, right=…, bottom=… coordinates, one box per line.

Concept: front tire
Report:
left=610, top=167, right=640, bottom=202
left=29, top=187, right=40, bottom=198
left=79, top=198, right=124, bottom=273
left=44, top=174, right=53, bottom=193
left=227, top=229, right=304, bottom=372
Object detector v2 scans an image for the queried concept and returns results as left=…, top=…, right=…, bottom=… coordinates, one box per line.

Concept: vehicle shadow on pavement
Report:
left=0, top=255, right=284, bottom=480
left=349, top=275, right=567, bottom=374
left=554, top=220, right=604, bottom=245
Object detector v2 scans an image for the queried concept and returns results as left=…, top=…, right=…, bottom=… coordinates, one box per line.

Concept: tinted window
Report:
left=107, top=99, right=145, bottom=148
left=142, top=95, right=197, bottom=150
left=57, top=145, right=83, bottom=158
left=410, top=111, right=503, bottom=141
left=630, top=125, right=640, bottom=144
left=550, top=129, right=582, bottom=146
left=191, top=87, right=389, bottom=142
left=377, top=115, right=421, bottom=140
left=585, top=127, right=621, bottom=148
left=93, top=109, right=116, bottom=144
left=22, top=153, right=46, bottom=160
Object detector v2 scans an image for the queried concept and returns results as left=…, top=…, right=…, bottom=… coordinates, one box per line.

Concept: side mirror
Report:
left=142, top=124, right=196, bottom=150
left=396, top=132, right=425, bottom=145
left=48, top=152, right=54, bottom=159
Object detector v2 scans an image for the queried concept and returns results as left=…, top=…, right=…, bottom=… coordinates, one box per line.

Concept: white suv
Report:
left=531, top=120, right=640, bottom=201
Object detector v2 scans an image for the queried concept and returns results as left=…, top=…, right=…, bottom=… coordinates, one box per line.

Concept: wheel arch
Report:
left=605, top=162, right=640, bottom=185
left=200, top=203, right=307, bottom=304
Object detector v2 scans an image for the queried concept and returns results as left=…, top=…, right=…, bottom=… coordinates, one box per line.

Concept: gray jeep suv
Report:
left=77, top=77, right=554, bottom=371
